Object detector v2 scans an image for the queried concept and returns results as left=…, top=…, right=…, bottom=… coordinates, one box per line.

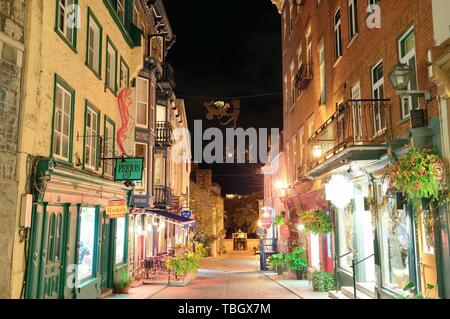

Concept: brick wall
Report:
left=281, top=0, right=438, bottom=175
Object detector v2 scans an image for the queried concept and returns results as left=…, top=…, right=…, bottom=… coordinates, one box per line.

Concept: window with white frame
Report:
left=104, top=119, right=115, bottom=176
left=136, top=77, right=149, bottom=128
left=297, top=42, right=303, bottom=71
left=284, top=76, right=288, bottom=115
left=290, top=61, right=296, bottom=108
left=53, top=82, right=73, bottom=161
left=117, top=0, right=126, bottom=24
left=298, top=127, right=305, bottom=166
left=119, top=59, right=129, bottom=89
left=56, top=0, right=76, bottom=46
left=85, top=105, right=99, bottom=170
left=318, top=39, right=326, bottom=105
left=351, top=81, right=363, bottom=141
left=399, top=28, right=418, bottom=119
left=348, top=0, right=358, bottom=40
left=372, top=61, right=386, bottom=135
left=154, top=153, right=166, bottom=186
left=86, top=11, right=101, bottom=76
left=106, top=40, right=117, bottom=92
left=306, top=23, right=312, bottom=75
left=135, top=143, right=147, bottom=194
left=334, top=9, right=342, bottom=60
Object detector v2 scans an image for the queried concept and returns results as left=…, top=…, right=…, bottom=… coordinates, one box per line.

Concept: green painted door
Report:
left=26, top=204, right=68, bottom=299
left=100, top=211, right=113, bottom=290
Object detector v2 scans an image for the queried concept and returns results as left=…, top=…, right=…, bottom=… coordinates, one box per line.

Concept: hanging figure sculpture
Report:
left=117, top=87, right=133, bottom=156
left=220, top=100, right=240, bottom=128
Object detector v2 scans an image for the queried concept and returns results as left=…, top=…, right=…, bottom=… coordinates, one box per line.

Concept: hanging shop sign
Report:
left=181, top=210, right=192, bottom=219
left=114, top=157, right=144, bottom=181
left=261, top=216, right=272, bottom=230
left=280, top=224, right=291, bottom=239
left=106, top=200, right=128, bottom=218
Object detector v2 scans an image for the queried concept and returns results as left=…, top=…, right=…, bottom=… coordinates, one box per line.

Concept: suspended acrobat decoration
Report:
left=203, top=99, right=241, bottom=128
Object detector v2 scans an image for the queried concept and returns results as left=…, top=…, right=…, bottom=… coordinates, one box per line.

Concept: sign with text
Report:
left=106, top=200, right=128, bottom=218
left=181, top=210, right=192, bottom=219
left=114, top=157, right=144, bottom=181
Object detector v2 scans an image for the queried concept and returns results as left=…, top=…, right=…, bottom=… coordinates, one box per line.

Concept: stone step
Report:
left=341, top=286, right=374, bottom=299
left=356, top=282, right=377, bottom=299
left=329, top=290, right=350, bottom=299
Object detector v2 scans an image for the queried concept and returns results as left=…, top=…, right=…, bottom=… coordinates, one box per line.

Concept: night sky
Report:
left=164, top=0, right=282, bottom=196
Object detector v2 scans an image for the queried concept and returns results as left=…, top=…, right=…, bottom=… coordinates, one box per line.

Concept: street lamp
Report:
left=388, top=62, right=431, bottom=103
left=274, top=180, right=286, bottom=190
left=312, top=144, right=322, bottom=158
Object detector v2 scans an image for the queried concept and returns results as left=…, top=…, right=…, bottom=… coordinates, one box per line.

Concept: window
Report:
left=297, top=42, right=303, bottom=71
left=154, top=153, right=166, bottom=186
left=84, top=103, right=99, bottom=170
left=136, top=77, right=149, bottom=128
left=334, top=9, right=342, bottom=60
left=348, top=0, right=358, bottom=40
left=378, top=183, right=411, bottom=296
left=52, top=77, right=74, bottom=162
left=372, top=61, right=386, bottom=135
left=352, top=82, right=363, bottom=141
left=119, top=58, right=129, bottom=89
left=338, top=206, right=354, bottom=271
left=399, top=28, right=418, bottom=119
left=306, top=24, right=313, bottom=75
left=150, top=82, right=156, bottom=132
left=290, top=61, right=296, bottom=108
left=135, top=143, right=147, bottom=194
left=117, top=0, right=126, bottom=24
left=86, top=9, right=102, bottom=77
left=318, top=39, right=326, bottom=105
left=282, top=11, right=287, bottom=49
left=115, top=217, right=126, bottom=265
left=104, top=118, right=115, bottom=176
left=56, top=0, right=77, bottom=49
left=78, top=207, right=97, bottom=282
left=106, top=38, right=118, bottom=93
left=157, top=104, right=167, bottom=122
left=283, top=76, right=288, bottom=115
left=298, top=127, right=305, bottom=166
left=289, top=0, right=294, bottom=36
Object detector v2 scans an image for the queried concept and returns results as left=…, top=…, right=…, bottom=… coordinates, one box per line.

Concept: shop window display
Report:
left=115, top=217, right=126, bottom=264
left=379, top=195, right=411, bottom=295
left=78, top=207, right=96, bottom=282
left=337, top=205, right=353, bottom=271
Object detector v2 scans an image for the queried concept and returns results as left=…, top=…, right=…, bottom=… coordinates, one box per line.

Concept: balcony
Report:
left=156, top=121, right=174, bottom=147
left=295, top=63, right=313, bottom=92
left=158, top=62, right=176, bottom=90
left=153, top=186, right=174, bottom=209
left=307, top=99, right=391, bottom=177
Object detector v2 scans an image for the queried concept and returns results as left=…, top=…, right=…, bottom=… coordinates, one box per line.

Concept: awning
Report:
left=147, top=210, right=196, bottom=226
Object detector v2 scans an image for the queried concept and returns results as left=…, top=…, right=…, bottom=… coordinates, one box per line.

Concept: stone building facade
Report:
left=0, top=0, right=26, bottom=299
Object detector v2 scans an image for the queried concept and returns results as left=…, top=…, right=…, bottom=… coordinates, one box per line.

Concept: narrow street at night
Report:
left=148, top=253, right=300, bottom=300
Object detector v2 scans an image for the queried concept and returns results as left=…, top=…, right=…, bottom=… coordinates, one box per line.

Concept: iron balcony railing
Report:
left=308, top=99, right=391, bottom=165
left=158, top=62, right=176, bottom=90
left=156, top=121, right=174, bottom=146
left=295, top=62, right=313, bottom=91
left=153, top=185, right=174, bottom=209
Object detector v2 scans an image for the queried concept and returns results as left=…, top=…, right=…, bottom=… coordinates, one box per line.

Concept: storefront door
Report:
left=353, top=185, right=376, bottom=283
left=26, top=204, right=69, bottom=299
left=100, top=211, right=113, bottom=291
left=417, top=207, right=439, bottom=297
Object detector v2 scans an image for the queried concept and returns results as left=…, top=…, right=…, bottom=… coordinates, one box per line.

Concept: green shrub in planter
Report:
left=113, top=268, right=133, bottom=294
left=310, top=270, right=335, bottom=292
left=267, top=253, right=285, bottom=275
left=285, top=247, right=308, bottom=280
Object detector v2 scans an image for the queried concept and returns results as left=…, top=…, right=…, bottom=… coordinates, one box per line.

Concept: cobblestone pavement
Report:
left=148, top=252, right=300, bottom=299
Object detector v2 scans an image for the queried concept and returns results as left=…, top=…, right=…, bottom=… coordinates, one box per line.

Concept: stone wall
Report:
left=0, top=0, right=25, bottom=299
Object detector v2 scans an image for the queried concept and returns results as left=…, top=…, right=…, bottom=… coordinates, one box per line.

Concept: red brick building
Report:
left=270, top=0, right=449, bottom=299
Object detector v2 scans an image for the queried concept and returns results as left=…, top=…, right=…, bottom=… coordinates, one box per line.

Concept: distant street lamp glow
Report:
left=257, top=220, right=263, bottom=228
left=325, top=174, right=354, bottom=209
left=312, top=145, right=322, bottom=158
left=297, top=224, right=305, bottom=231
left=275, top=180, right=286, bottom=189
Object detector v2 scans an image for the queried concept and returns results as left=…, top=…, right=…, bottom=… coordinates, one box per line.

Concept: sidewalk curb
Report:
left=260, top=271, right=304, bottom=299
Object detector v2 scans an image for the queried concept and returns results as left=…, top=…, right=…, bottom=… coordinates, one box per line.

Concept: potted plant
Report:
left=285, top=247, right=308, bottom=280
left=309, top=270, right=335, bottom=292
left=113, top=268, right=133, bottom=294
left=400, top=282, right=437, bottom=299
left=267, top=253, right=285, bottom=275
left=298, top=209, right=332, bottom=234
